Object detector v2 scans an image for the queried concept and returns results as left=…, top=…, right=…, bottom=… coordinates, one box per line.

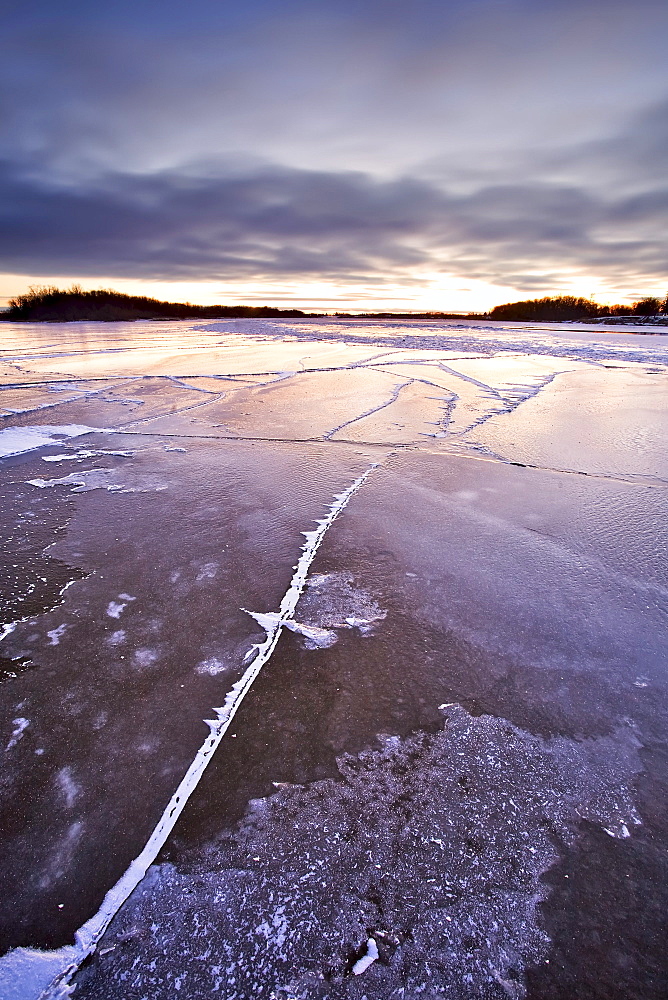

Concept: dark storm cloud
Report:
left=1, top=0, right=666, bottom=291
left=1, top=158, right=665, bottom=289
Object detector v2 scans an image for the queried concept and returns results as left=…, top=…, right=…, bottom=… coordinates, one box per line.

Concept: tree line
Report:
left=489, top=294, right=668, bottom=322
left=3, top=286, right=318, bottom=322
left=3, top=285, right=667, bottom=323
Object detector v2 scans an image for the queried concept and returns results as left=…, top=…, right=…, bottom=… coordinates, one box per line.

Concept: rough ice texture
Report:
left=72, top=705, right=642, bottom=1000
left=0, top=946, right=78, bottom=1000
left=295, top=571, right=387, bottom=641
left=245, top=572, right=385, bottom=651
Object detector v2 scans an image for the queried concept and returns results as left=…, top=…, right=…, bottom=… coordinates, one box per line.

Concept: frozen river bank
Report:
left=0, top=317, right=666, bottom=999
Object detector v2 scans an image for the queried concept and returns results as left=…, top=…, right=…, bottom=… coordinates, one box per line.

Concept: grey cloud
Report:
left=1, top=160, right=666, bottom=289
left=2, top=1, right=666, bottom=184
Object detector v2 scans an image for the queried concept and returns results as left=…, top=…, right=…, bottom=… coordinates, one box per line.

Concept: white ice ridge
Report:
left=42, top=449, right=135, bottom=462
left=244, top=611, right=338, bottom=649
left=352, top=937, right=379, bottom=975
left=21, top=462, right=378, bottom=1000
left=0, top=425, right=101, bottom=459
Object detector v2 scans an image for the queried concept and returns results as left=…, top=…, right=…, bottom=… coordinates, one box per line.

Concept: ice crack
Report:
left=25, top=462, right=378, bottom=1000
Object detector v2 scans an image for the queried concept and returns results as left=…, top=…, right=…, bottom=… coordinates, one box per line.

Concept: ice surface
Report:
left=0, top=317, right=666, bottom=1000
left=461, top=365, right=668, bottom=481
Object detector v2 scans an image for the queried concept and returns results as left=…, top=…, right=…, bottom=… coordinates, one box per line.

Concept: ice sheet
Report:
left=0, top=317, right=666, bottom=1000
left=460, top=366, right=668, bottom=481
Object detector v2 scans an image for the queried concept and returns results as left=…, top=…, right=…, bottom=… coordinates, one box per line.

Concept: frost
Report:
left=133, top=649, right=159, bottom=670
left=56, top=767, right=81, bottom=808
left=106, top=595, right=136, bottom=619
left=47, top=624, right=68, bottom=646
left=0, top=945, right=78, bottom=1000
left=6, top=717, right=30, bottom=751
left=195, top=562, right=218, bottom=582
left=67, top=706, right=643, bottom=999
left=195, top=657, right=230, bottom=676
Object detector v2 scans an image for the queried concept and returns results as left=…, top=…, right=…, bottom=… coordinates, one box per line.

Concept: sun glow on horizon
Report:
left=1, top=272, right=663, bottom=315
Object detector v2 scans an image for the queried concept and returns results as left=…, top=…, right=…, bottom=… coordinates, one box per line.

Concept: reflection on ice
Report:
left=462, top=365, right=668, bottom=480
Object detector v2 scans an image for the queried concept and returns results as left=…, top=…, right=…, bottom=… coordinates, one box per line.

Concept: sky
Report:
left=1, top=0, right=667, bottom=311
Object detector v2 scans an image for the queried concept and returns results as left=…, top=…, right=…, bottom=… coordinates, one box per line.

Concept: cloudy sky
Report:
left=1, top=0, right=666, bottom=310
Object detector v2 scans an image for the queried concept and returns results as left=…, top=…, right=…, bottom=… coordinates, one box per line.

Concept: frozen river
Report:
left=0, top=317, right=666, bottom=999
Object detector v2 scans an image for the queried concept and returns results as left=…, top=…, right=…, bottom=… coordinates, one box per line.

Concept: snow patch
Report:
left=0, top=622, right=17, bottom=643
left=106, top=595, right=136, bottom=619
left=47, top=624, right=68, bottom=647
left=42, top=449, right=134, bottom=463
left=0, top=425, right=100, bottom=459
left=195, top=657, right=230, bottom=676
left=29, top=469, right=163, bottom=494
left=6, top=717, right=30, bottom=751
left=28, top=469, right=115, bottom=492
left=244, top=610, right=338, bottom=649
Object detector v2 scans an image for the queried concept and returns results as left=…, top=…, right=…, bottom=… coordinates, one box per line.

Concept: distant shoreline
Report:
left=2, top=286, right=666, bottom=326
left=2, top=313, right=667, bottom=331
